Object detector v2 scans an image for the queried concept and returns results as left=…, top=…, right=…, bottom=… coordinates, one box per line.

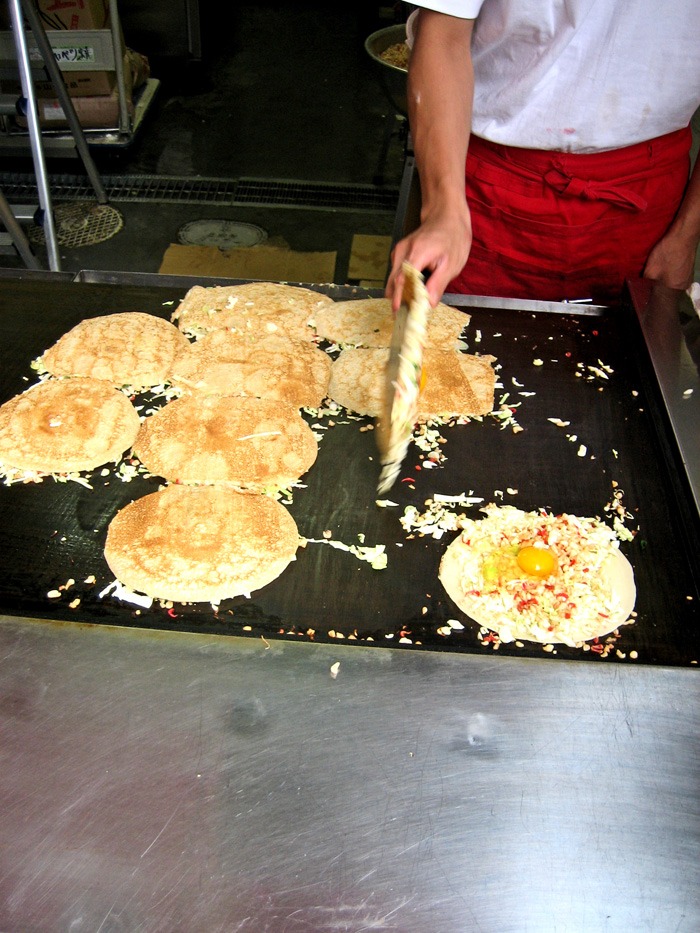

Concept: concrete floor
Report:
left=0, top=3, right=407, bottom=279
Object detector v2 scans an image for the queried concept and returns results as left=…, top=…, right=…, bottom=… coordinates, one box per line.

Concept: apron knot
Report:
left=544, top=163, right=648, bottom=211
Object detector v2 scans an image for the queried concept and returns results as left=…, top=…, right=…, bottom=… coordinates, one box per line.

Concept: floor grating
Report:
left=233, top=177, right=399, bottom=211
left=0, top=173, right=400, bottom=212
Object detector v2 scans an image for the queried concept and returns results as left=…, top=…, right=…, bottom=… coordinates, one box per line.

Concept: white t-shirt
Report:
left=408, top=0, right=700, bottom=152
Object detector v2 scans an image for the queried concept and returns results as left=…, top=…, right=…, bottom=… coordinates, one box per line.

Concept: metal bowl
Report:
left=364, top=24, right=408, bottom=116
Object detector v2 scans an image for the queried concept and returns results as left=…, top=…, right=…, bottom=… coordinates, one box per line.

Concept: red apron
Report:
left=448, top=126, right=693, bottom=304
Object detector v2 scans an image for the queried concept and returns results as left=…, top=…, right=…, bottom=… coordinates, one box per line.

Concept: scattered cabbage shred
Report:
left=306, top=537, right=388, bottom=570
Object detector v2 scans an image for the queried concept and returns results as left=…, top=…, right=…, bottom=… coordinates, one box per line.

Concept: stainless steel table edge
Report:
left=627, top=278, right=700, bottom=516
left=444, top=291, right=608, bottom=315
left=3, top=266, right=608, bottom=312
left=71, top=267, right=388, bottom=297
left=1, top=611, right=699, bottom=932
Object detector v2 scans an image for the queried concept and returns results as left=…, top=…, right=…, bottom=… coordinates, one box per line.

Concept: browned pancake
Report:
left=328, top=347, right=496, bottom=420
left=314, top=297, right=469, bottom=348
left=38, top=312, right=190, bottom=390
left=104, top=484, right=301, bottom=603
left=169, top=332, right=331, bottom=408
left=134, top=394, right=318, bottom=490
left=0, top=377, right=141, bottom=475
left=171, top=282, right=333, bottom=340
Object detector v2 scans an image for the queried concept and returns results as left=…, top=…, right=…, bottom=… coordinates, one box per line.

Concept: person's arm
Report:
left=644, top=150, right=700, bottom=290
left=386, top=11, right=475, bottom=309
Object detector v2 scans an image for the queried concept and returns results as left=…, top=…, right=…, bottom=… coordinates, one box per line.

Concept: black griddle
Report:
left=0, top=274, right=698, bottom=666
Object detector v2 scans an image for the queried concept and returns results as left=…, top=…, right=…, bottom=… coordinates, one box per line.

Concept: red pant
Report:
left=449, top=127, right=693, bottom=304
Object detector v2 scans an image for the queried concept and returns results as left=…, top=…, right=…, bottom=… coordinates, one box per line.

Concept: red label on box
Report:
left=38, top=0, right=109, bottom=31
left=43, top=1, right=87, bottom=12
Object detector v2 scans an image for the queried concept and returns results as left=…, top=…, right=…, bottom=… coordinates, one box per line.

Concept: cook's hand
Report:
left=643, top=230, right=698, bottom=292
left=386, top=206, right=472, bottom=310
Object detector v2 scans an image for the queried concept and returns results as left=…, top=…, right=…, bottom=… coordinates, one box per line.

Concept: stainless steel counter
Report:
left=1, top=617, right=699, bottom=932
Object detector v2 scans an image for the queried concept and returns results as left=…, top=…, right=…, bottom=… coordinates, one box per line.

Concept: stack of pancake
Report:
left=0, top=282, right=497, bottom=606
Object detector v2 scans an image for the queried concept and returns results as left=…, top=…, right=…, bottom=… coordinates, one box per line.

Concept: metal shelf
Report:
left=0, top=0, right=149, bottom=270
left=0, top=0, right=156, bottom=146
left=0, top=76, right=159, bottom=151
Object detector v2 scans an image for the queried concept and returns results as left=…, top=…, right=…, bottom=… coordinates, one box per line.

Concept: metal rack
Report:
left=0, top=0, right=132, bottom=136
left=0, top=0, right=157, bottom=269
left=0, top=0, right=113, bottom=269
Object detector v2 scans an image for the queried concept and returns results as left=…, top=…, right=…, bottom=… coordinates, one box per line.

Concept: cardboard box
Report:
left=1, top=69, right=116, bottom=98
left=37, top=0, right=110, bottom=32
left=17, top=84, right=132, bottom=129
left=0, top=41, right=145, bottom=104
left=158, top=244, right=338, bottom=284
left=0, top=25, right=123, bottom=72
left=347, top=233, right=392, bottom=286
left=0, top=0, right=108, bottom=31
left=0, top=1, right=127, bottom=98
left=51, top=68, right=116, bottom=95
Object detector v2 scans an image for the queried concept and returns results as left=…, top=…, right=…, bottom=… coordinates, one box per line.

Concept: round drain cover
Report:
left=177, top=219, right=268, bottom=249
left=29, top=201, right=124, bottom=249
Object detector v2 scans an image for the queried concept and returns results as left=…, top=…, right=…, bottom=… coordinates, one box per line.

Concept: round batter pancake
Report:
left=328, top=347, right=496, bottom=420
left=314, top=297, right=469, bottom=348
left=134, top=395, right=318, bottom=490
left=38, top=312, right=190, bottom=390
left=0, top=377, right=141, bottom=474
left=169, top=332, right=331, bottom=408
left=171, top=282, right=332, bottom=340
left=104, top=484, right=300, bottom=603
left=439, top=504, right=636, bottom=646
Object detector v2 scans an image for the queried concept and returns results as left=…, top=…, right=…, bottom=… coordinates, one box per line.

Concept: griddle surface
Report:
left=0, top=278, right=698, bottom=665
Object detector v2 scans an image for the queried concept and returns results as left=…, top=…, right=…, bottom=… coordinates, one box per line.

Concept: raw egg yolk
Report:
left=516, top=545, right=558, bottom=578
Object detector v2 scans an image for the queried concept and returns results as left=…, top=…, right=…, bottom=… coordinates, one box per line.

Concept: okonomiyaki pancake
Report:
left=328, top=348, right=497, bottom=420
left=104, top=484, right=301, bottom=603
left=439, top=504, right=636, bottom=646
left=38, top=312, right=190, bottom=390
left=134, top=395, right=318, bottom=490
left=0, top=377, right=140, bottom=474
left=171, top=282, right=332, bottom=340
left=314, top=297, right=469, bottom=348
left=169, top=332, right=332, bottom=408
